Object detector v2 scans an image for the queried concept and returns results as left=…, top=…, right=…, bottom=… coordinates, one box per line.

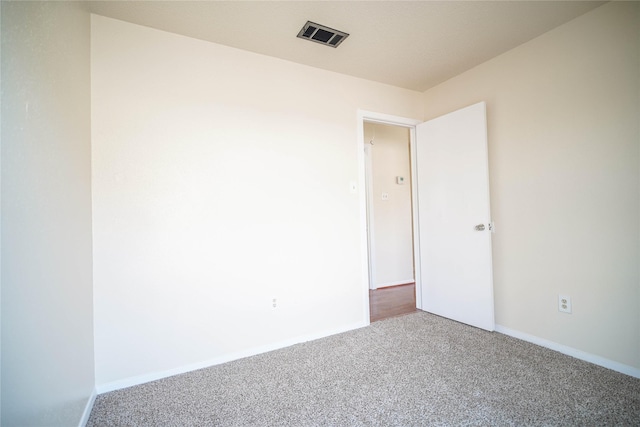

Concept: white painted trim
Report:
left=408, top=126, right=422, bottom=310
left=358, top=110, right=422, bottom=128
left=96, top=320, right=367, bottom=394
left=357, top=110, right=423, bottom=318
left=356, top=113, right=372, bottom=324
left=364, top=143, right=376, bottom=290
left=95, top=322, right=640, bottom=395
left=495, top=324, right=640, bottom=379
left=373, top=279, right=416, bottom=289
left=78, top=388, right=97, bottom=427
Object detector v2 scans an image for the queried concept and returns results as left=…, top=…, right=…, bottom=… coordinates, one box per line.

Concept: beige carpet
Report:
left=88, top=311, right=640, bottom=426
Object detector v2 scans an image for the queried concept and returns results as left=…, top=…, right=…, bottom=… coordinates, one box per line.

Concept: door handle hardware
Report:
left=475, top=224, right=485, bottom=231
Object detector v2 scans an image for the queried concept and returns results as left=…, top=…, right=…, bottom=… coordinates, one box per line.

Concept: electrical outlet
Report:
left=272, top=298, right=277, bottom=309
left=558, top=295, right=572, bottom=314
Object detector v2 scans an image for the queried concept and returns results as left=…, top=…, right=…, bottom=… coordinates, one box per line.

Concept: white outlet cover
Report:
left=558, top=294, right=572, bottom=314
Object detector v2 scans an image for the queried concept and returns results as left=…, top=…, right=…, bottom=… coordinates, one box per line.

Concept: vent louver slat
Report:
left=328, top=34, right=344, bottom=46
left=312, top=28, right=334, bottom=43
left=302, top=26, right=316, bottom=38
left=297, top=21, right=349, bottom=48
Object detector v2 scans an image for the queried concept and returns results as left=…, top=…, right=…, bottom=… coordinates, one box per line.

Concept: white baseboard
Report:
left=78, top=387, right=97, bottom=427
left=96, top=320, right=368, bottom=394
left=495, top=324, right=640, bottom=379
left=373, top=279, right=415, bottom=289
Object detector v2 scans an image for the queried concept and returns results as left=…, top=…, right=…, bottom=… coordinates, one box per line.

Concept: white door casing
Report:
left=364, top=143, right=377, bottom=289
left=357, top=111, right=422, bottom=321
left=416, top=102, right=495, bottom=331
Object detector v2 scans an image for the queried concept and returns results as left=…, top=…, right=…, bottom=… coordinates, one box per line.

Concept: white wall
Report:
left=1, top=2, right=95, bottom=425
left=91, top=15, right=422, bottom=388
left=364, top=123, right=414, bottom=288
left=422, top=1, right=640, bottom=370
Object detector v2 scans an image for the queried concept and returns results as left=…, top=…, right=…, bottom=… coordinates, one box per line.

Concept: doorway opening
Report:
left=364, top=122, right=416, bottom=322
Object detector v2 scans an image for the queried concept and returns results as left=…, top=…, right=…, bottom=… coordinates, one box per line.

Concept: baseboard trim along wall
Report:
left=96, top=320, right=368, bottom=394
left=96, top=320, right=638, bottom=395
left=79, top=388, right=97, bottom=427
left=374, top=279, right=415, bottom=289
left=495, top=324, right=640, bottom=379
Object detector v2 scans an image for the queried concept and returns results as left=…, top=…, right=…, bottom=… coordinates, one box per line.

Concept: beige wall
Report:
left=91, top=15, right=422, bottom=388
left=1, top=2, right=95, bottom=425
left=364, top=123, right=414, bottom=288
left=422, top=1, right=639, bottom=370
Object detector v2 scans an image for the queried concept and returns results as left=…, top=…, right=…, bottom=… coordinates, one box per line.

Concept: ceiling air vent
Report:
left=297, top=21, right=349, bottom=48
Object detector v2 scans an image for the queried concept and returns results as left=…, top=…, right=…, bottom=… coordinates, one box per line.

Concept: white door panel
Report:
left=416, top=102, right=495, bottom=331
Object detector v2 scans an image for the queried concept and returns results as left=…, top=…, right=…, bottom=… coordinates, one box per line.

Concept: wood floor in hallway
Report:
left=369, top=282, right=417, bottom=322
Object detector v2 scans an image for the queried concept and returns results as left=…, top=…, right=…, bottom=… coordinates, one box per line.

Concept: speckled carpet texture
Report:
left=88, top=311, right=640, bottom=426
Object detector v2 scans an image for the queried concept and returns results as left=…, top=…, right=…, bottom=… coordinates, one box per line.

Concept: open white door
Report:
left=416, top=102, right=495, bottom=331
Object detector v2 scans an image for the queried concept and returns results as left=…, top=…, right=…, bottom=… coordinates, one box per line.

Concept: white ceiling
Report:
left=88, top=1, right=606, bottom=92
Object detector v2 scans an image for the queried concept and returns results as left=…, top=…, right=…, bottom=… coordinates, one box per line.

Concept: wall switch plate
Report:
left=558, top=294, right=572, bottom=314
left=396, top=176, right=405, bottom=185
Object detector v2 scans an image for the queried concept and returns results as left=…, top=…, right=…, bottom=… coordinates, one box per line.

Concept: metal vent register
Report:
left=297, top=21, right=349, bottom=48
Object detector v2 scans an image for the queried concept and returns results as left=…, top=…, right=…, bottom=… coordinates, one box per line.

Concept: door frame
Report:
left=357, top=110, right=422, bottom=324
left=363, top=142, right=377, bottom=290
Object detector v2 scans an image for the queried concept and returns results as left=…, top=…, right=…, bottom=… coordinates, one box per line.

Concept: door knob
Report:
left=475, top=224, right=485, bottom=231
